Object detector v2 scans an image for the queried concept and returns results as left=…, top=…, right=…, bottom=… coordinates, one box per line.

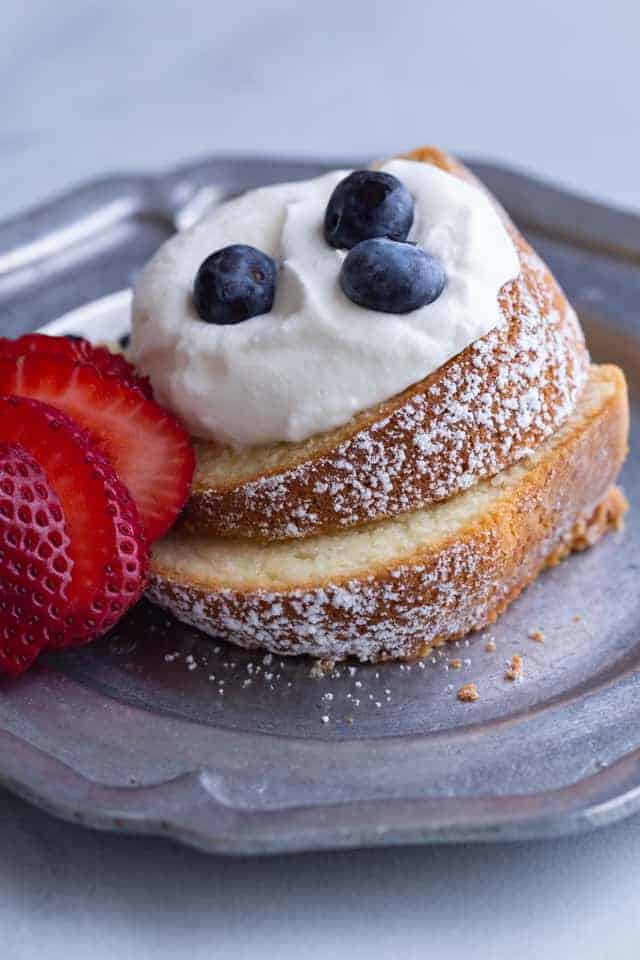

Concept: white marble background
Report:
left=2, top=1, right=639, bottom=957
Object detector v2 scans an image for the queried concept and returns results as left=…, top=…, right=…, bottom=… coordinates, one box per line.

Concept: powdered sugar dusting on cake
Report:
left=148, top=477, right=624, bottom=663
left=148, top=367, right=626, bottom=664
left=147, top=538, right=489, bottom=662
left=147, top=507, right=574, bottom=663
left=188, top=239, right=589, bottom=540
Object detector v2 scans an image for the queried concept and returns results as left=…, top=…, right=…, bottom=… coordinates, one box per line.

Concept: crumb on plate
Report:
left=457, top=682, right=479, bottom=703
left=504, top=654, right=523, bottom=682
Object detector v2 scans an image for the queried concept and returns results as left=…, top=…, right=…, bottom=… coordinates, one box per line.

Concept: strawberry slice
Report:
left=0, top=441, right=73, bottom=674
left=0, top=333, right=152, bottom=398
left=0, top=396, right=149, bottom=672
left=0, top=353, right=195, bottom=542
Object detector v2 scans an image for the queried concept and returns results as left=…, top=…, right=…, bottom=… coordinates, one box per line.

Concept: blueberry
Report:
left=340, top=238, right=446, bottom=314
left=324, top=170, right=414, bottom=250
left=193, top=244, right=277, bottom=325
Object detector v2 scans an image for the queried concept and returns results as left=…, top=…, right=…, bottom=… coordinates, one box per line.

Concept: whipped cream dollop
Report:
left=131, top=159, right=520, bottom=448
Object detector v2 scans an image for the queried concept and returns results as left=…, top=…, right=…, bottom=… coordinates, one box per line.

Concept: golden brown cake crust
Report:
left=149, top=365, right=628, bottom=663
left=182, top=147, right=589, bottom=541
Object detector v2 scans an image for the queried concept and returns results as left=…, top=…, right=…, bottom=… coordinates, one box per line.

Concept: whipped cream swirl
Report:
left=131, top=159, right=520, bottom=448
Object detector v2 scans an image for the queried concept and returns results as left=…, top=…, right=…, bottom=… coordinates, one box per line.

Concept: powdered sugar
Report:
left=189, top=240, right=588, bottom=540
left=148, top=539, right=491, bottom=662
left=147, top=507, right=572, bottom=662
left=148, top=372, right=625, bottom=663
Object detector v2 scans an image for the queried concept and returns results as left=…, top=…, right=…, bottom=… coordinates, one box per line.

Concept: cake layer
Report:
left=182, top=147, right=588, bottom=541
left=149, top=364, right=628, bottom=662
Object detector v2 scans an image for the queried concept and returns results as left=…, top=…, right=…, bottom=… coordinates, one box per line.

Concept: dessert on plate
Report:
left=0, top=145, right=628, bottom=673
left=130, top=146, right=629, bottom=662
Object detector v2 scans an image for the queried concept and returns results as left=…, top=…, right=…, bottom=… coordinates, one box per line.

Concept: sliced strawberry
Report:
left=83, top=345, right=154, bottom=399
left=0, top=442, right=73, bottom=674
left=0, top=396, right=149, bottom=669
left=0, top=354, right=195, bottom=542
left=0, top=333, right=153, bottom=398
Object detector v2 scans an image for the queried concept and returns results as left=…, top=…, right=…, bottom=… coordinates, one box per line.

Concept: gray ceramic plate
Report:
left=0, top=155, right=638, bottom=856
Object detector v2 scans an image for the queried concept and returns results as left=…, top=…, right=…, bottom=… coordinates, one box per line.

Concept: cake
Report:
left=130, top=146, right=629, bottom=662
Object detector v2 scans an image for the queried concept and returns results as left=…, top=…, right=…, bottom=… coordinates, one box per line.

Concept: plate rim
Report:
left=0, top=152, right=639, bottom=855
left=2, top=719, right=640, bottom=855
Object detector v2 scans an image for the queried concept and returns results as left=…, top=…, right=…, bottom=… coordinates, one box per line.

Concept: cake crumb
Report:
left=505, top=654, right=523, bottom=681
left=310, top=658, right=335, bottom=679
left=457, top=682, right=479, bottom=702
left=485, top=640, right=496, bottom=653
left=528, top=630, right=545, bottom=643
left=572, top=615, right=582, bottom=624
left=450, top=658, right=462, bottom=670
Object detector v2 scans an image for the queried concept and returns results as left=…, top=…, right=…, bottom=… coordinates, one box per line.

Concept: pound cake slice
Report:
left=149, top=365, right=628, bottom=663
left=181, top=147, right=588, bottom=542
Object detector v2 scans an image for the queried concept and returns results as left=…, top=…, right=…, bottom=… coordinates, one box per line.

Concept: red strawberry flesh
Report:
left=0, top=396, right=149, bottom=662
left=0, top=333, right=152, bottom=398
left=0, top=353, right=194, bottom=542
left=0, top=442, right=73, bottom=674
